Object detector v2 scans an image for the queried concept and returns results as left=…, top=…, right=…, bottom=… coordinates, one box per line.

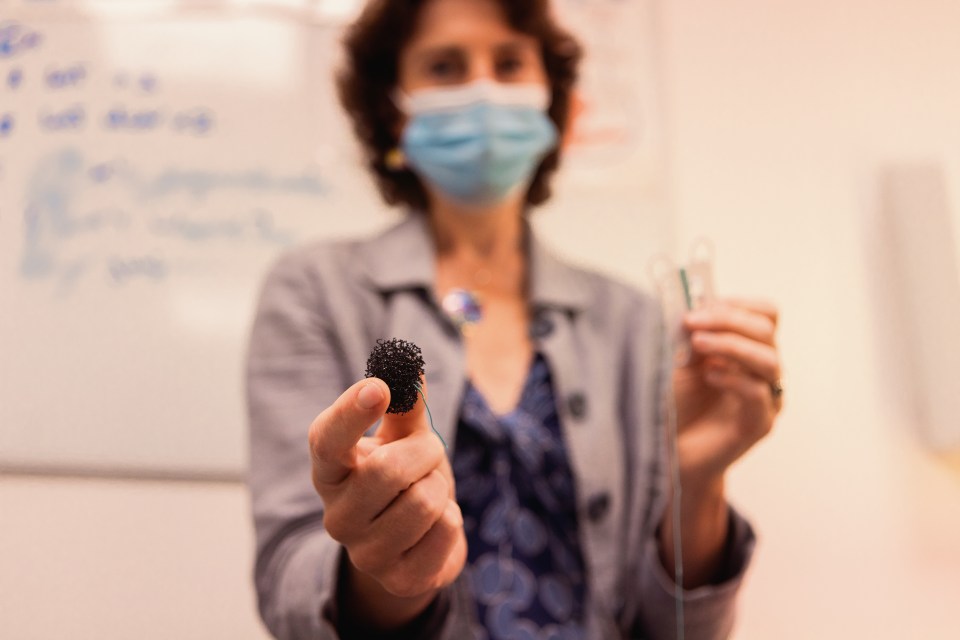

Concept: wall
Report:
left=0, top=475, right=272, bottom=639
left=658, top=0, right=960, bottom=637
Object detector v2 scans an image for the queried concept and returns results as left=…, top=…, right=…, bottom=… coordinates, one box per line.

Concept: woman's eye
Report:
left=427, top=57, right=462, bottom=80
left=495, top=56, right=523, bottom=78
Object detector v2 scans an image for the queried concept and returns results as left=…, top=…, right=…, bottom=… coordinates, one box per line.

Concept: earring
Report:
left=385, top=147, right=406, bottom=171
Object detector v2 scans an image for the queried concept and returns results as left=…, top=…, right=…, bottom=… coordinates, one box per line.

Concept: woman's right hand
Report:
left=308, top=377, right=466, bottom=628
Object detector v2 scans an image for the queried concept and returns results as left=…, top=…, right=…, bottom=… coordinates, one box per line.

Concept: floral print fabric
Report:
left=453, top=354, right=587, bottom=640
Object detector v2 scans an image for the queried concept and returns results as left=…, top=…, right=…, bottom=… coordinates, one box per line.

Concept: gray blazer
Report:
left=246, top=214, right=754, bottom=639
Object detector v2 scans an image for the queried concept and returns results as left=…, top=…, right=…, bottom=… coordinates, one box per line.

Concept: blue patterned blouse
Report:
left=452, top=354, right=588, bottom=640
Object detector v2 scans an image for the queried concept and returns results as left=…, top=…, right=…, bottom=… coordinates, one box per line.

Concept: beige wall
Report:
left=3, top=1, right=960, bottom=639
left=0, top=476, right=271, bottom=640
left=659, top=0, right=960, bottom=638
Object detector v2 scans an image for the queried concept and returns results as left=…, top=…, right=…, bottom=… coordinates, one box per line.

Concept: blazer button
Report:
left=567, top=392, right=587, bottom=420
left=587, top=491, right=611, bottom=523
left=529, top=314, right=555, bottom=339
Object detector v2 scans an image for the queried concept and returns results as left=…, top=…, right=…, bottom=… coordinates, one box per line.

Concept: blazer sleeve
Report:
left=246, top=247, right=473, bottom=640
left=621, top=288, right=757, bottom=640
left=245, top=248, right=349, bottom=639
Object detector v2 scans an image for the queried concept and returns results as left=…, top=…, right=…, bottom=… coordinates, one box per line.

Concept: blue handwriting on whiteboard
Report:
left=108, top=256, right=167, bottom=284
left=139, top=73, right=158, bottom=93
left=104, top=107, right=163, bottom=131
left=140, top=167, right=327, bottom=199
left=0, top=113, right=14, bottom=137
left=20, top=148, right=321, bottom=288
left=39, top=105, right=85, bottom=131
left=150, top=213, right=244, bottom=242
left=7, top=68, right=24, bottom=90
left=113, top=71, right=159, bottom=93
left=45, top=63, right=87, bottom=89
left=0, top=23, right=43, bottom=59
left=172, top=108, right=214, bottom=136
left=252, top=209, right=295, bottom=245
left=89, top=163, right=114, bottom=183
left=41, top=206, right=131, bottom=238
left=149, top=209, right=292, bottom=245
left=21, top=148, right=81, bottom=280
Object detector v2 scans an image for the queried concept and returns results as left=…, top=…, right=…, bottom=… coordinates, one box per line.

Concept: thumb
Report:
left=377, top=376, right=431, bottom=443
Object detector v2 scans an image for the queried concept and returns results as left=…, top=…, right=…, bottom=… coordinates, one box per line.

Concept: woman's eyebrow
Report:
left=413, top=45, right=464, bottom=62
left=494, top=39, right=536, bottom=56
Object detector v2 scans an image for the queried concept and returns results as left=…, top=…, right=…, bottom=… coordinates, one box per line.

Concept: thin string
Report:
left=414, top=383, right=447, bottom=448
left=666, top=379, right=685, bottom=640
left=668, top=268, right=690, bottom=640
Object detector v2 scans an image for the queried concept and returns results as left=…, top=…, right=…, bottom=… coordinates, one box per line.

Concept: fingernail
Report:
left=445, top=501, right=463, bottom=528
left=685, top=310, right=709, bottom=324
left=357, top=382, right=383, bottom=410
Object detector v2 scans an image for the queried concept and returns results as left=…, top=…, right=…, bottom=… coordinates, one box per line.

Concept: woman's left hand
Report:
left=673, top=298, right=783, bottom=486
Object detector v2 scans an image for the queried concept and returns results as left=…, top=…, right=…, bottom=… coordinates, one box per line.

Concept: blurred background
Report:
left=1, top=0, right=958, bottom=638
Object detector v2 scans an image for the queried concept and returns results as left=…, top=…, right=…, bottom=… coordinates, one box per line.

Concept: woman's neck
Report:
left=428, top=194, right=528, bottom=296
left=428, top=195, right=525, bottom=261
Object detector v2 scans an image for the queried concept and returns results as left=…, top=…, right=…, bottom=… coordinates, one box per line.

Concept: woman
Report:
left=246, top=0, right=782, bottom=638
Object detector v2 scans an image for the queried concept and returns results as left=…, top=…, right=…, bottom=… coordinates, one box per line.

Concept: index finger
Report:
left=684, top=303, right=777, bottom=345
left=720, top=297, right=779, bottom=327
left=308, top=377, right=390, bottom=487
left=376, top=377, right=430, bottom=444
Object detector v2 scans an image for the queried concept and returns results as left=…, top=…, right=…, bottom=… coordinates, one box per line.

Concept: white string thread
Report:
left=414, top=383, right=446, bottom=448
left=666, top=382, right=685, bottom=640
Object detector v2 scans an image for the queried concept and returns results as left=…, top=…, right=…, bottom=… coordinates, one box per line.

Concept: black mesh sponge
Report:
left=364, top=338, right=425, bottom=414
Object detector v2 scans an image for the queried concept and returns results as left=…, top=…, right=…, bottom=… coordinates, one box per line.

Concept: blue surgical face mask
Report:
left=396, top=80, right=558, bottom=208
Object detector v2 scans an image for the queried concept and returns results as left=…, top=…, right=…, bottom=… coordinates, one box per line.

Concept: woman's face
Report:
left=397, top=0, right=548, bottom=93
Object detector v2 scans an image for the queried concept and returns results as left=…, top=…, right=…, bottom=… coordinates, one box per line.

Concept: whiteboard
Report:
left=0, top=0, right=669, bottom=480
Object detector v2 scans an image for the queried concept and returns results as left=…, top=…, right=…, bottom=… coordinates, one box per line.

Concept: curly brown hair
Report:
left=336, top=0, right=582, bottom=212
